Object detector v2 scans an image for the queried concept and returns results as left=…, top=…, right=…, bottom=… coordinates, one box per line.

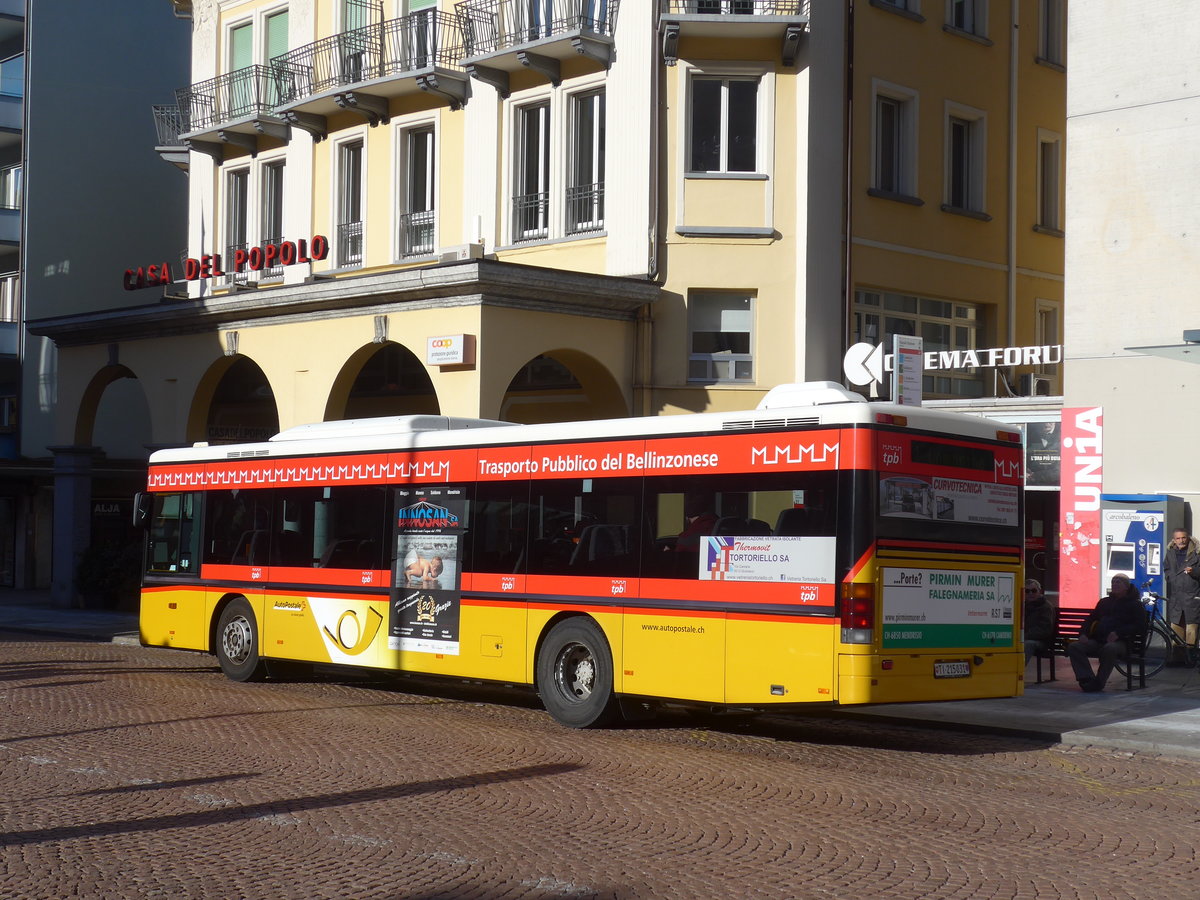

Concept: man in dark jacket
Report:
left=1023, top=579, right=1055, bottom=664
left=1067, top=574, right=1146, bottom=692
left=1163, top=529, right=1200, bottom=661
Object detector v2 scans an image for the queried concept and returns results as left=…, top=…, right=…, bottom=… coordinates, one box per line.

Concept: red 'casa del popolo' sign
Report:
left=123, top=235, right=330, bottom=290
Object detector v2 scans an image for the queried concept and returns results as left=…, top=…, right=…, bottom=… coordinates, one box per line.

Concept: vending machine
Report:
left=1099, top=494, right=1184, bottom=606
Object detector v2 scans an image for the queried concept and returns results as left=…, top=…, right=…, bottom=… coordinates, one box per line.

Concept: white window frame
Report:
left=943, top=101, right=986, bottom=213
left=1034, top=298, right=1061, bottom=376
left=566, top=88, right=605, bottom=235
left=681, top=61, right=772, bottom=177
left=499, top=72, right=607, bottom=247
left=946, top=0, right=986, bottom=36
left=394, top=114, right=439, bottom=259
left=1039, top=0, right=1064, bottom=65
left=687, top=291, right=756, bottom=384
left=871, top=80, right=919, bottom=198
left=223, top=167, right=251, bottom=285
left=224, top=2, right=290, bottom=71
left=512, top=99, right=552, bottom=242
left=332, top=130, right=367, bottom=268
left=1036, top=128, right=1062, bottom=232
left=218, top=151, right=288, bottom=287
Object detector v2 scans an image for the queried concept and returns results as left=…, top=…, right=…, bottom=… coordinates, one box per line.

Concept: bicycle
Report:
left=1114, top=582, right=1200, bottom=679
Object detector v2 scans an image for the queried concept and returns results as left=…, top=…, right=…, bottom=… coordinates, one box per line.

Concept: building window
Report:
left=567, top=90, right=605, bottom=234
left=854, top=290, right=983, bottom=398
left=0, top=54, right=23, bottom=98
left=338, top=140, right=364, bottom=266
left=688, top=292, right=754, bottom=383
left=947, top=0, right=986, bottom=35
left=689, top=76, right=759, bottom=174
left=513, top=101, right=551, bottom=241
left=873, top=85, right=918, bottom=197
left=944, top=105, right=985, bottom=213
left=1037, top=131, right=1062, bottom=232
left=1035, top=299, right=1060, bottom=376
left=260, top=161, right=285, bottom=278
left=0, top=272, right=18, bottom=322
left=400, top=126, right=436, bottom=258
left=225, top=169, right=249, bottom=284
left=0, top=165, right=20, bottom=210
left=1039, top=0, right=1064, bottom=66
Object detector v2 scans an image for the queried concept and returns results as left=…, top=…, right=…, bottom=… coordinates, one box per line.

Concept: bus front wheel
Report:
left=215, top=598, right=267, bottom=682
left=536, top=618, right=618, bottom=728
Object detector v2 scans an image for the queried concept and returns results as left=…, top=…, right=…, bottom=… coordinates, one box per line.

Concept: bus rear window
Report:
left=910, top=440, right=993, bottom=472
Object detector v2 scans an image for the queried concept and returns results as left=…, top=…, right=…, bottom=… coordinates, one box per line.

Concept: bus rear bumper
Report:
left=836, top=651, right=1024, bottom=704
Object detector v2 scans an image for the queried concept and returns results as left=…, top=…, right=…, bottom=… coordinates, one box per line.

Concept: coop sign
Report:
left=123, top=235, right=330, bottom=290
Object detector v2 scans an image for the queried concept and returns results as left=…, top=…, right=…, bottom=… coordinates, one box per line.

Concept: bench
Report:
left=1034, top=607, right=1147, bottom=690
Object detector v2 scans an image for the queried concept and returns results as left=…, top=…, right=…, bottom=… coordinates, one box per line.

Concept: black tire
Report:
left=1116, top=622, right=1170, bottom=680
left=536, top=618, right=618, bottom=728
left=215, top=598, right=268, bottom=682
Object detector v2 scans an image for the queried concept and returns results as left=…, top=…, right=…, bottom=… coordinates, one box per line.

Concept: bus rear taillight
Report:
left=840, top=583, right=875, bottom=644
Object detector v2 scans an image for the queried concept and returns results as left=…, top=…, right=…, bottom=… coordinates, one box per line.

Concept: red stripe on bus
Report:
left=878, top=539, right=1020, bottom=555
left=200, top=564, right=391, bottom=587
left=846, top=547, right=874, bottom=581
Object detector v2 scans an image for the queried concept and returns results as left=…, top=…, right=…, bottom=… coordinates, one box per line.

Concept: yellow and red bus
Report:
left=136, top=381, right=1024, bottom=727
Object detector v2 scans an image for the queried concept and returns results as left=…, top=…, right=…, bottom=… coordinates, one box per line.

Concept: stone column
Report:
left=49, top=446, right=103, bottom=608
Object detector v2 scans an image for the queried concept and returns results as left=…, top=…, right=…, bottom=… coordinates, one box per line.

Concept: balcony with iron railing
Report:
left=659, top=0, right=810, bottom=66
left=565, top=182, right=604, bottom=235
left=512, top=191, right=549, bottom=243
left=338, top=220, right=364, bottom=267
left=152, top=104, right=191, bottom=169
left=272, top=11, right=467, bottom=139
left=455, top=0, right=620, bottom=95
left=176, top=64, right=289, bottom=154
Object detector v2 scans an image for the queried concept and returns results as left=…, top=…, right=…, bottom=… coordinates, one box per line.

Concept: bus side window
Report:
left=146, top=492, right=201, bottom=575
left=203, top=490, right=273, bottom=567
left=467, top=482, right=529, bottom=574
left=313, top=486, right=387, bottom=570
left=532, top=477, right=641, bottom=578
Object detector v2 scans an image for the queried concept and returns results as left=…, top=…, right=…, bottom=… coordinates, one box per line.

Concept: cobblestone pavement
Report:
left=1, top=636, right=1197, bottom=900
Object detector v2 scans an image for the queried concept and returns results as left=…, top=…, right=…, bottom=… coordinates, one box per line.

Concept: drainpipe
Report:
left=843, top=1, right=855, bottom=373
left=638, top=11, right=663, bottom=418
left=1006, top=0, right=1019, bottom=390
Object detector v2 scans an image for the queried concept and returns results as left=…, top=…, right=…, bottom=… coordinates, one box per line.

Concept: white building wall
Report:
left=1066, top=2, right=1200, bottom=509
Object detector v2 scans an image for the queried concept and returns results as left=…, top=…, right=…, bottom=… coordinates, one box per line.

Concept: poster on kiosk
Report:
left=1099, top=494, right=1184, bottom=613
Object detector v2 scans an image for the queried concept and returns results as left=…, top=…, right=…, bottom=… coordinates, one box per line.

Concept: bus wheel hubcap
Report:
left=557, top=643, right=595, bottom=701
left=223, top=617, right=253, bottom=664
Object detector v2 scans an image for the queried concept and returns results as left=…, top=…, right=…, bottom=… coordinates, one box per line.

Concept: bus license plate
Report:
left=934, top=661, right=971, bottom=679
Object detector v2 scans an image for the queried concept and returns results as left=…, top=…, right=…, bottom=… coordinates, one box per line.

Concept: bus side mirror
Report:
left=133, top=492, right=152, bottom=529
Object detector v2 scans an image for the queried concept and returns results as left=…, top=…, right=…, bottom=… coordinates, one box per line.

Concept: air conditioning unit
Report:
left=1019, top=374, right=1052, bottom=396
left=439, top=242, right=484, bottom=263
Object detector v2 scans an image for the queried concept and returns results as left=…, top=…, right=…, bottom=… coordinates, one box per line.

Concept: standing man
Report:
left=1067, top=574, right=1145, bottom=692
left=1163, top=528, right=1200, bottom=662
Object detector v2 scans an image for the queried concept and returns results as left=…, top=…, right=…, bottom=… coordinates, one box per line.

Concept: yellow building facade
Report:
left=30, top=0, right=1065, bottom=598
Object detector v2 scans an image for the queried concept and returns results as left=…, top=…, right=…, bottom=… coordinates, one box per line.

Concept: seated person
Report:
left=1066, top=573, right=1145, bottom=692
left=1023, top=579, right=1055, bottom=664
left=675, top=496, right=718, bottom=553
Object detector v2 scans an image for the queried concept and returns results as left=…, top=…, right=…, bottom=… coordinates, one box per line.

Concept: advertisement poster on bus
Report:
left=699, top=535, right=835, bottom=585
left=389, top=486, right=466, bottom=655
left=879, top=476, right=1019, bottom=527
left=881, top=568, right=1015, bottom=648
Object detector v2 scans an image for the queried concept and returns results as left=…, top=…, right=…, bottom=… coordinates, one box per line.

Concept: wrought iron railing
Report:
left=271, top=11, right=464, bottom=105
left=177, top=65, right=283, bottom=132
left=261, top=236, right=284, bottom=279
left=457, top=0, right=620, bottom=57
left=398, top=209, right=436, bottom=257
left=152, top=105, right=190, bottom=145
left=512, top=191, right=549, bottom=241
left=338, top=220, right=364, bottom=266
left=565, top=182, right=604, bottom=234
left=225, top=242, right=250, bottom=285
left=660, top=0, right=809, bottom=14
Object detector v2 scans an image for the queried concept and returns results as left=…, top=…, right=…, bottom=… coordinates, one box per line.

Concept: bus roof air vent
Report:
left=270, top=415, right=516, bottom=442
left=723, top=415, right=821, bottom=431
left=756, top=382, right=866, bottom=410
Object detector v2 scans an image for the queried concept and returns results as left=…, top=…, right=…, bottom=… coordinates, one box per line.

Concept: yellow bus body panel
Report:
left=724, top=618, right=838, bottom=705
left=386, top=599, right=529, bottom=684
left=836, top=649, right=1025, bottom=704
left=140, top=588, right=207, bottom=650
left=621, top=611, right=726, bottom=703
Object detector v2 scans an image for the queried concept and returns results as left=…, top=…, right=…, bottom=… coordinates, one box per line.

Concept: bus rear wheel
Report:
left=536, top=618, right=618, bottom=728
left=216, top=598, right=267, bottom=682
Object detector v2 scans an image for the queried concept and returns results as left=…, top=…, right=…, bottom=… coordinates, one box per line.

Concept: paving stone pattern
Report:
left=0, top=637, right=1197, bottom=899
